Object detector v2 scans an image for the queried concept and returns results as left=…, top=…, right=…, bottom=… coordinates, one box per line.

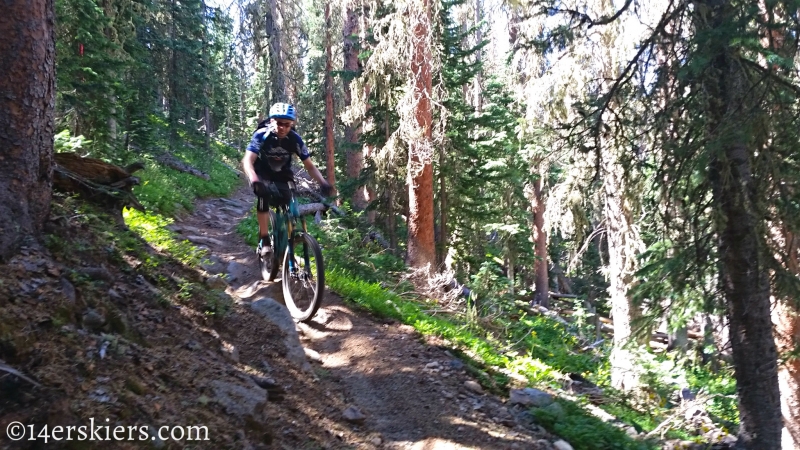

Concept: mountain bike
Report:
left=258, top=183, right=325, bottom=322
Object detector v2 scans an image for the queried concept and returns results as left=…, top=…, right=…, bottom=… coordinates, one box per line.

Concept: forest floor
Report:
left=0, top=185, right=570, bottom=450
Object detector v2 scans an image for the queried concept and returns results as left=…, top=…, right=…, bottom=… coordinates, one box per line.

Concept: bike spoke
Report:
left=282, top=233, right=324, bottom=322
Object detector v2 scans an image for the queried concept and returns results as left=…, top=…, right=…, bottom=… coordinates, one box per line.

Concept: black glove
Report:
left=320, top=182, right=333, bottom=197
left=268, top=182, right=281, bottom=197
left=252, top=180, right=270, bottom=197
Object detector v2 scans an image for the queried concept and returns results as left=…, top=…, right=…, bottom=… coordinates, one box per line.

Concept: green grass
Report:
left=123, top=209, right=207, bottom=266
left=237, top=209, right=260, bottom=247
left=533, top=400, right=654, bottom=450
left=134, top=153, right=241, bottom=215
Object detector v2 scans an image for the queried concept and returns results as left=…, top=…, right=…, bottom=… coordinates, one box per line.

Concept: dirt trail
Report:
left=176, top=186, right=556, bottom=449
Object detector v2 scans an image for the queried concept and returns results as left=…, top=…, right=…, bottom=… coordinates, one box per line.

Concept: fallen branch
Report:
left=221, top=162, right=242, bottom=177
left=0, top=359, right=42, bottom=388
left=549, top=292, right=579, bottom=299
left=155, top=153, right=210, bottom=180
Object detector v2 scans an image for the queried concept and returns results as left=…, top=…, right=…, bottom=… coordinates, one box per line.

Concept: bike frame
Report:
left=272, top=190, right=311, bottom=277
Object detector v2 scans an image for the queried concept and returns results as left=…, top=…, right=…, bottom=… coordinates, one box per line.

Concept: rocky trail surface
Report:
left=170, top=187, right=568, bottom=449
left=0, top=186, right=571, bottom=450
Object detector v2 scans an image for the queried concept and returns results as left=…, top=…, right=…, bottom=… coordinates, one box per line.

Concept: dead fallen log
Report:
left=155, top=153, right=210, bottom=180
left=297, top=203, right=328, bottom=216
left=296, top=201, right=345, bottom=217
left=222, top=162, right=242, bottom=177
left=53, top=152, right=145, bottom=214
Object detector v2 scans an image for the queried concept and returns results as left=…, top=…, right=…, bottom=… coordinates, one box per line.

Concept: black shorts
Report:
left=255, top=180, right=294, bottom=212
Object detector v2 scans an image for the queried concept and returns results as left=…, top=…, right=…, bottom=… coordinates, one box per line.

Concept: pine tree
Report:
left=406, top=0, right=436, bottom=270
left=0, top=0, right=56, bottom=260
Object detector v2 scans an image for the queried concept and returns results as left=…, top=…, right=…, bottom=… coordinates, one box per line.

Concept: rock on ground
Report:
left=250, top=297, right=311, bottom=372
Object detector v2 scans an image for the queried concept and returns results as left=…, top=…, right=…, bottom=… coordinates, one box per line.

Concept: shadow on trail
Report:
left=295, top=293, right=546, bottom=450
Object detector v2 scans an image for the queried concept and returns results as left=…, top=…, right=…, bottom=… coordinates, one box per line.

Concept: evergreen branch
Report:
left=589, top=0, right=686, bottom=140
left=739, top=57, right=800, bottom=97
left=567, top=221, right=606, bottom=274
left=544, top=0, right=633, bottom=29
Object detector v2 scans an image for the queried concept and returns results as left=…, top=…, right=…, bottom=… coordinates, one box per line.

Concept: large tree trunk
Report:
left=473, top=0, right=483, bottom=112
left=238, top=45, right=247, bottom=150
left=438, top=145, right=448, bottom=267
left=777, top=306, right=800, bottom=450
left=597, top=4, right=644, bottom=391
left=168, top=0, right=178, bottom=150
left=774, top=230, right=800, bottom=449
left=530, top=176, right=548, bottom=307
left=406, top=0, right=436, bottom=270
left=202, top=0, right=211, bottom=153
left=703, top=3, right=782, bottom=447
left=343, top=0, right=366, bottom=209
left=604, top=153, right=644, bottom=392
left=385, top=116, right=397, bottom=251
left=266, top=0, right=286, bottom=102
left=710, top=129, right=781, bottom=450
left=759, top=3, right=799, bottom=445
left=0, top=0, right=56, bottom=261
left=323, top=2, right=336, bottom=191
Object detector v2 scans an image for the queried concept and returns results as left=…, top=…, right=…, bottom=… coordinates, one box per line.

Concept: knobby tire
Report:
left=282, top=232, right=324, bottom=322
left=259, top=210, right=280, bottom=281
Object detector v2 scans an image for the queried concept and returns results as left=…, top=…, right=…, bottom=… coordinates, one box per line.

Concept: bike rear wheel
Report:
left=259, top=211, right=280, bottom=281
left=282, top=232, right=324, bottom=322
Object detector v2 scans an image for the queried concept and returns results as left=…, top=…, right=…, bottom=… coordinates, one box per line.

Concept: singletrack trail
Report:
left=175, top=186, right=557, bottom=449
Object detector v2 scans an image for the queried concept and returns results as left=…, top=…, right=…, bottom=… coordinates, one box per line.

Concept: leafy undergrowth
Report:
left=133, top=142, right=241, bottom=216
left=122, top=209, right=207, bottom=267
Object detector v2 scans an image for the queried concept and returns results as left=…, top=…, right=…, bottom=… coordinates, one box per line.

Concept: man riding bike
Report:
left=242, top=102, right=333, bottom=256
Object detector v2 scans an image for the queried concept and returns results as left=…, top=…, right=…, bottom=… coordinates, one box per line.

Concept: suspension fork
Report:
left=300, top=216, right=311, bottom=269
left=286, top=213, right=295, bottom=273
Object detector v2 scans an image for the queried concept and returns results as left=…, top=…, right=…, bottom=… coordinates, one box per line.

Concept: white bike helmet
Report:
left=269, top=103, right=296, bottom=121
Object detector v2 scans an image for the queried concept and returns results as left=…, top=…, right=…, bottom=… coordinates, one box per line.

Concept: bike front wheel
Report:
left=282, top=232, right=324, bottom=322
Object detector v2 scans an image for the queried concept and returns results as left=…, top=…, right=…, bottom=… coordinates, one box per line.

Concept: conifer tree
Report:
left=406, top=0, right=436, bottom=270
left=515, top=0, right=800, bottom=445
left=0, top=0, right=55, bottom=261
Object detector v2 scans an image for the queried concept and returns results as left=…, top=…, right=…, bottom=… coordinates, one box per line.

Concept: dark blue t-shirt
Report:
left=246, top=128, right=310, bottom=182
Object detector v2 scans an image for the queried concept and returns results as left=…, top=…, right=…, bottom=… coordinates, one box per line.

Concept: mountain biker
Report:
left=242, top=102, right=333, bottom=256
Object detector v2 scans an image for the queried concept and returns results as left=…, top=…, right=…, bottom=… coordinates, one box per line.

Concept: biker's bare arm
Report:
left=242, top=151, right=260, bottom=184
left=302, top=158, right=328, bottom=187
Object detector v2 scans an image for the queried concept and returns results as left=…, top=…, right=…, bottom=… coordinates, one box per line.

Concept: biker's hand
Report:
left=320, top=182, right=333, bottom=197
left=252, top=180, right=270, bottom=197
left=268, top=182, right=281, bottom=197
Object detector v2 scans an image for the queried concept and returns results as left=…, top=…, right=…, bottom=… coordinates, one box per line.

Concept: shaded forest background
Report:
left=2, top=0, right=800, bottom=448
